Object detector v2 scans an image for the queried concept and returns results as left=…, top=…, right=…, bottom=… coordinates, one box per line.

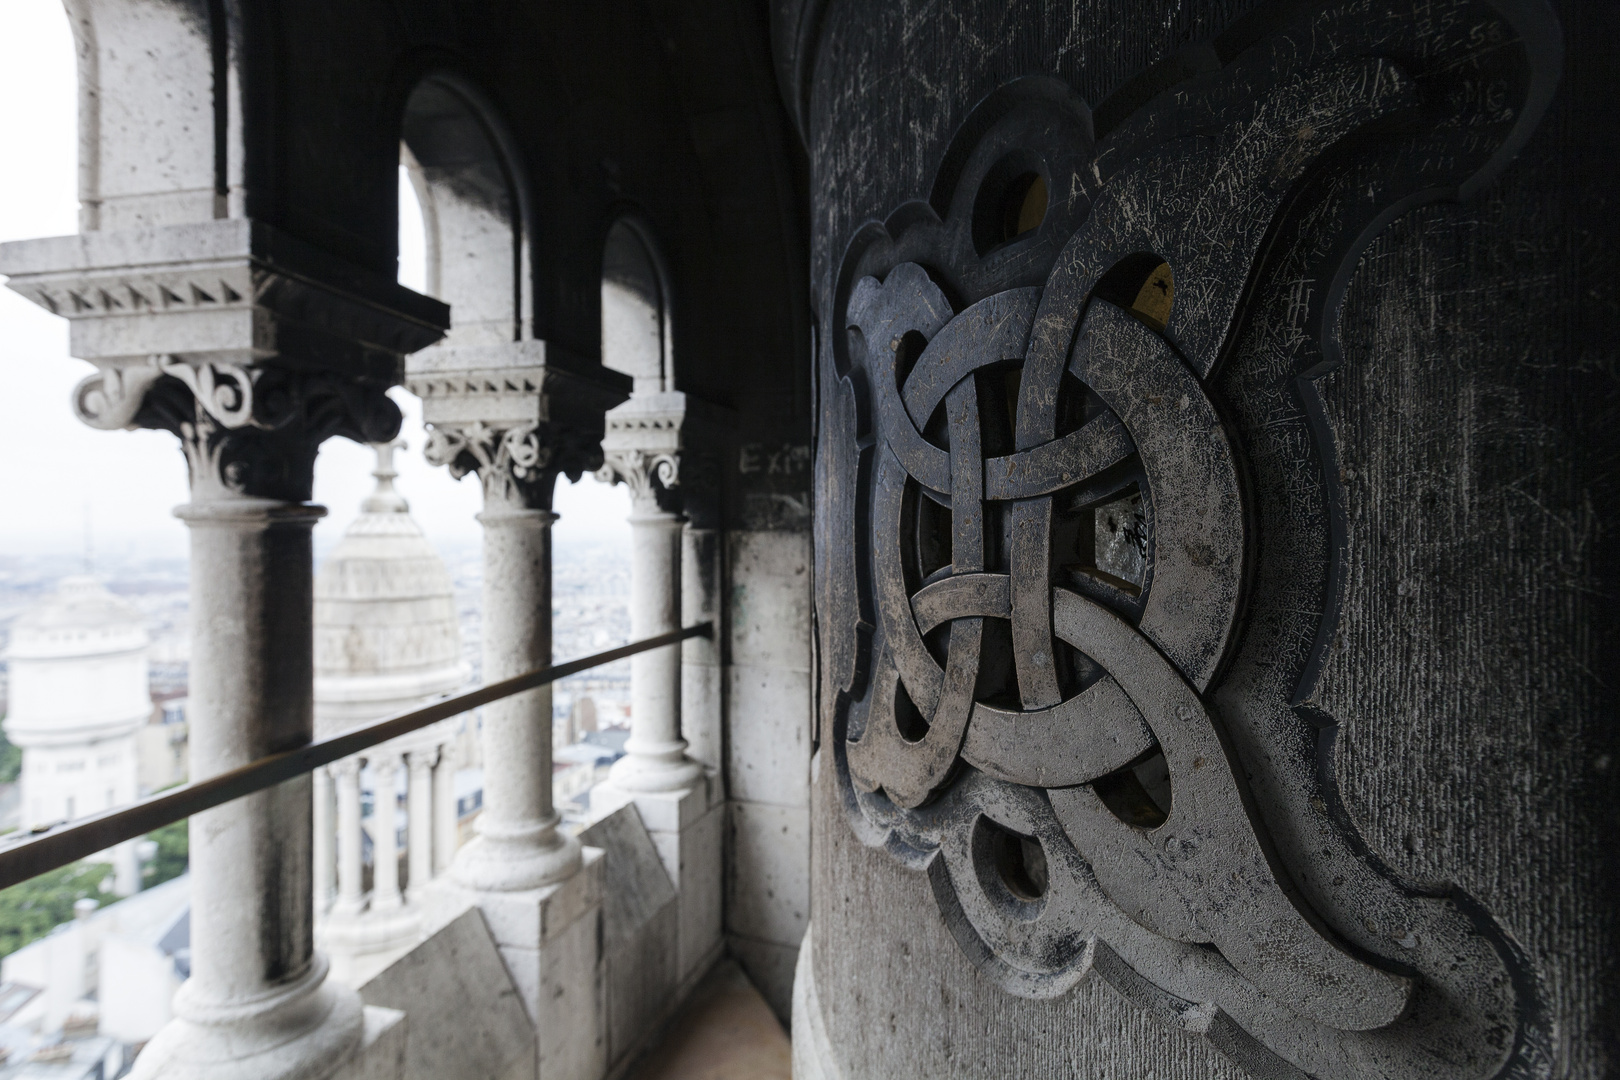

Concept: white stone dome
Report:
left=314, top=442, right=467, bottom=734
left=4, top=576, right=150, bottom=746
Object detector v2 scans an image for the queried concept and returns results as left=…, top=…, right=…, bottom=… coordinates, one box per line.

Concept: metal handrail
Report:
left=0, top=622, right=712, bottom=892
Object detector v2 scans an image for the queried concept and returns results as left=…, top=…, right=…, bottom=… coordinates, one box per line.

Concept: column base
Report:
left=607, top=740, right=704, bottom=793
left=450, top=813, right=583, bottom=892
left=129, top=956, right=391, bottom=1080
left=317, top=904, right=423, bottom=988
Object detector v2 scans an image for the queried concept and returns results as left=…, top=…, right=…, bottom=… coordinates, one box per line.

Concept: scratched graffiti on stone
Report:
left=816, top=2, right=1562, bottom=1076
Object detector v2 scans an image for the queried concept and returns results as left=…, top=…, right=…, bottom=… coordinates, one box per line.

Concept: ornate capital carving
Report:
left=71, top=354, right=401, bottom=502
left=423, top=420, right=549, bottom=509
left=0, top=218, right=447, bottom=504
left=597, top=390, right=687, bottom=512
left=595, top=447, right=679, bottom=508
left=408, top=340, right=623, bottom=511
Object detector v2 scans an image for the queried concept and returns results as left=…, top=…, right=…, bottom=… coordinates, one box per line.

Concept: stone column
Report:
left=333, top=758, right=367, bottom=918
left=313, top=766, right=336, bottom=913
left=594, top=393, right=724, bottom=988
left=597, top=396, right=702, bottom=793
left=407, top=746, right=436, bottom=897
left=0, top=145, right=442, bottom=1080
left=158, top=483, right=362, bottom=1078
left=604, top=465, right=700, bottom=792
left=447, top=486, right=578, bottom=892
left=412, top=345, right=614, bottom=1077
left=371, top=753, right=404, bottom=912
left=432, top=740, right=459, bottom=876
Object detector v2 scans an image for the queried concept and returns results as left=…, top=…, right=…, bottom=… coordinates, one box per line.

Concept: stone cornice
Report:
left=0, top=219, right=448, bottom=377
left=0, top=219, right=445, bottom=503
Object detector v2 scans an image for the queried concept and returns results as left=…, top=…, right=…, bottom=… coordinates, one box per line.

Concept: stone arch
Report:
left=400, top=74, right=532, bottom=346
left=601, top=215, right=674, bottom=393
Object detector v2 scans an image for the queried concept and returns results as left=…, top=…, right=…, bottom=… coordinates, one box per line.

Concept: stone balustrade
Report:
left=314, top=726, right=462, bottom=986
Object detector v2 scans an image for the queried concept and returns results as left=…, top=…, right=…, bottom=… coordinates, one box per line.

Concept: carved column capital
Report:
left=0, top=218, right=449, bottom=503
left=90, top=357, right=402, bottom=502
left=596, top=447, right=680, bottom=509
left=407, top=340, right=624, bottom=511
left=597, top=390, right=687, bottom=513
left=423, top=418, right=553, bottom=509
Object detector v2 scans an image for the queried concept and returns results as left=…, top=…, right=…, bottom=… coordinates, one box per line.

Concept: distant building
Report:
left=0, top=874, right=190, bottom=1073
left=312, top=443, right=471, bottom=984
left=136, top=698, right=188, bottom=795
left=1, top=578, right=146, bottom=895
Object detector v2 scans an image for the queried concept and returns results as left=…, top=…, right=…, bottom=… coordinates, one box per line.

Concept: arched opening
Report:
left=601, top=216, right=674, bottom=393
left=399, top=75, right=531, bottom=345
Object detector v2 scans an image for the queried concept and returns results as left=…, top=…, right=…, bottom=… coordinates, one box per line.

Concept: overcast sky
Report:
left=0, top=0, right=628, bottom=564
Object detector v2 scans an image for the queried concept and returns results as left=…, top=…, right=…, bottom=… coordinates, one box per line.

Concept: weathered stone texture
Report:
left=793, top=0, right=1616, bottom=1076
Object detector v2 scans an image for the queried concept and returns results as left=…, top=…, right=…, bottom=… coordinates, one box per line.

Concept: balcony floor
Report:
left=624, top=959, right=792, bottom=1080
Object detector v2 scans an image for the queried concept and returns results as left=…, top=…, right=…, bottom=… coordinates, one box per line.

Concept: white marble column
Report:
left=0, top=190, right=441, bottom=1080
left=138, top=478, right=365, bottom=1079
left=370, top=753, right=404, bottom=912
left=425, top=424, right=580, bottom=893
left=414, top=352, right=610, bottom=1074
left=432, top=740, right=459, bottom=876
left=407, top=746, right=436, bottom=897
left=600, top=451, right=701, bottom=793
left=313, top=766, right=336, bottom=913
left=617, top=502, right=701, bottom=791
left=333, top=758, right=366, bottom=918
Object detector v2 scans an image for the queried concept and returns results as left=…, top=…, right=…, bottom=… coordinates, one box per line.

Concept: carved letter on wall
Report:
left=817, top=2, right=1561, bottom=1077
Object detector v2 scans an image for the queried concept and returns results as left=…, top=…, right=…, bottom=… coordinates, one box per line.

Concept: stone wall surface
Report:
left=785, top=0, right=1618, bottom=1077
left=725, top=528, right=813, bottom=1020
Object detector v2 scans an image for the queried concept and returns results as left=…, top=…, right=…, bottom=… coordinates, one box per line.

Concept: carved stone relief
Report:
left=815, top=1, right=1562, bottom=1076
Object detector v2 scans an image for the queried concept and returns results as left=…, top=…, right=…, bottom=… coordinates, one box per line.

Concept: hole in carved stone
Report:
left=915, top=488, right=954, bottom=581
left=1053, top=642, right=1104, bottom=699
left=972, top=617, right=1019, bottom=708
left=974, top=817, right=1049, bottom=909
left=1094, top=746, right=1172, bottom=829
left=1094, top=253, right=1175, bottom=332
left=894, top=328, right=929, bottom=392
left=972, top=153, right=1049, bottom=255
left=894, top=677, right=929, bottom=743
left=1066, top=484, right=1147, bottom=597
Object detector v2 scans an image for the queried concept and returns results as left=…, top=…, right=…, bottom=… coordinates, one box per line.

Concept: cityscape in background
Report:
left=0, top=534, right=636, bottom=810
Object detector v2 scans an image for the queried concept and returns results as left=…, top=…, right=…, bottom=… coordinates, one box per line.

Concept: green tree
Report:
left=142, top=819, right=189, bottom=889
left=0, top=725, right=20, bottom=785
left=0, top=861, right=116, bottom=959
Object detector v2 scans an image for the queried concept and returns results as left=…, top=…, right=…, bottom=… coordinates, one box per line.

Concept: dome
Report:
left=314, top=442, right=467, bottom=733
left=3, top=577, right=151, bottom=746
left=6, top=576, right=149, bottom=661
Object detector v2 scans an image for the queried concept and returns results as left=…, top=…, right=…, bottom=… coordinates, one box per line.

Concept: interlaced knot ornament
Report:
left=820, top=6, right=1559, bottom=1075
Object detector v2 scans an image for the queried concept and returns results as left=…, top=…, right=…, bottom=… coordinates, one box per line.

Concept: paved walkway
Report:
left=623, top=960, right=792, bottom=1080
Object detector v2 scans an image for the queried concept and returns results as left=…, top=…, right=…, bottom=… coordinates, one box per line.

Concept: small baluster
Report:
left=433, top=738, right=459, bottom=876
left=407, top=744, right=437, bottom=897
left=332, top=757, right=366, bottom=916
left=312, top=765, right=335, bottom=912
left=371, top=751, right=404, bottom=912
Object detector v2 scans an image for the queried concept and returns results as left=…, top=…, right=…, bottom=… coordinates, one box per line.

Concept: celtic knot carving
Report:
left=819, top=3, right=1561, bottom=1076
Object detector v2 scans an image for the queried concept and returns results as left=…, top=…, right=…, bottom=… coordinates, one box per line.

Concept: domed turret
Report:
left=314, top=441, right=467, bottom=734
left=4, top=576, right=149, bottom=894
